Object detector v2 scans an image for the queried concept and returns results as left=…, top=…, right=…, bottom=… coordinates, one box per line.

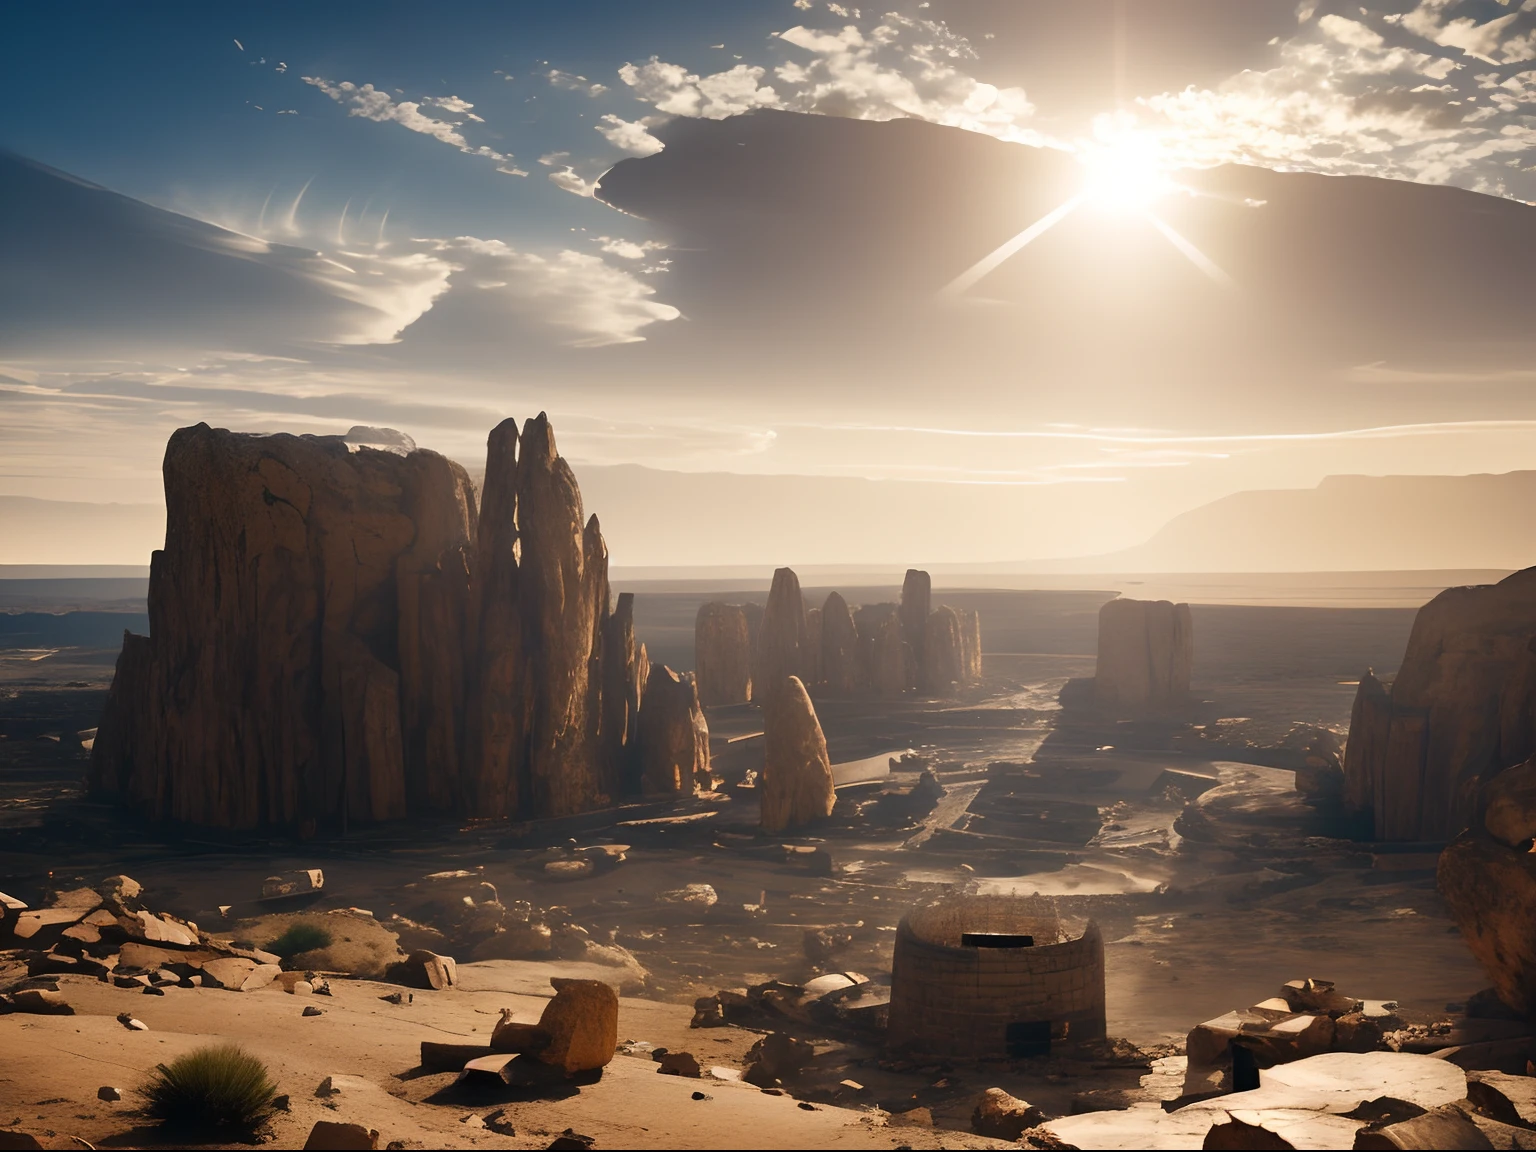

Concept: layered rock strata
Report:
left=1093, top=597, right=1194, bottom=713
left=1344, top=567, right=1536, bottom=841
left=760, top=675, right=835, bottom=833
left=92, top=415, right=649, bottom=833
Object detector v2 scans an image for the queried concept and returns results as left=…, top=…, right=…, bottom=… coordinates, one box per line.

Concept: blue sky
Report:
left=3, top=1, right=1536, bottom=563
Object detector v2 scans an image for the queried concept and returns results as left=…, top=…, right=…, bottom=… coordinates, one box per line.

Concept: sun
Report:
left=1076, top=137, right=1177, bottom=215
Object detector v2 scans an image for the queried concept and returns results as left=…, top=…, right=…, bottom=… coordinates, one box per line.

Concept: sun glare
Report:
left=1076, top=137, right=1176, bottom=215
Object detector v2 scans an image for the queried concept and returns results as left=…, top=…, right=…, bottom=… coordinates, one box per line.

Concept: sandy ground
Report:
left=1, top=961, right=1007, bottom=1150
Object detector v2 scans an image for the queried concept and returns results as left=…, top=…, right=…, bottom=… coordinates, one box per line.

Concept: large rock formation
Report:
left=599, top=593, right=648, bottom=796
left=760, top=675, right=835, bottom=832
left=855, top=603, right=911, bottom=699
left=920, top=605, right=965, bottom=697
left=1343, top=568, right=1536, bottom=841
left=1439, top=755, right=1536, bottom=1014
left=92, top=415, right=650, bottom=833
left=637, top=665, right=710, bottom=796
left=758, top=567, right=807, bottom=693
left=694, top=602, right=753, bottom=705
left=900, top=569, right=932, bottom=684
left=1093, top=598, right=1194, bottom=713
left=803, top=605, right=824, bottom=690
left=958, top=607, right=983, bottom=683
left=820, top=591, right=860, bottom=696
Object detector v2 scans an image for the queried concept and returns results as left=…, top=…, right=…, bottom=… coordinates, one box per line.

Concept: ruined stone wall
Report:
left=886, top=896, right=1106, bottom=1059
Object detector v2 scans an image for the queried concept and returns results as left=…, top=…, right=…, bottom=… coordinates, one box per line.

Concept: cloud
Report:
left=394, top=237, right=681, bottom=348
left=616, top=14, right=1040, bottom=145
left=547, top=68, right=609, bottom=96
left=619, top=59, right=782, bottom=118
left=596, top=113, right=666, bottom=155
left=594, top=236, right=667, bottom=259
left=303, top=77, right=516, bottom=168
left=1401, top=0, right=1533, bottom=63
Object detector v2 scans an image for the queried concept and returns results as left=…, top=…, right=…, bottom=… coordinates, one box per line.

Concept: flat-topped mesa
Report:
left=92, top=414, right=645, bottom=834
left=1344, top=566, right=1536, bottom=842
left=1093, top=597, right=1194, bottom=714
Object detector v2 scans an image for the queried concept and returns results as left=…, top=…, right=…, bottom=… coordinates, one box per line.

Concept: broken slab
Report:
left=537, top=978, right=618, bottom=1076
left=1467, top=1071, right=1536, bottom=1129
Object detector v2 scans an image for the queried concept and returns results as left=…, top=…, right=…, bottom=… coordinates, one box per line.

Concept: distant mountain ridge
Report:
left=5, top=467, right=1533, bottom=573
left=1095, top=471, right=1536, bottom=572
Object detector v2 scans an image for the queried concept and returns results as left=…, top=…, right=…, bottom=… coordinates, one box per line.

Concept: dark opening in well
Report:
left=1006, top=1020, right=1052, bottom=1058
left=961, top=932, right=1035, bottom=948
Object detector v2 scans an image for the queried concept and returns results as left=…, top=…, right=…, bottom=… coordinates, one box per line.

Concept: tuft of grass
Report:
left=139, top=1043, right=277, bottom=1129
left=265, top=920, right=333, bottom=960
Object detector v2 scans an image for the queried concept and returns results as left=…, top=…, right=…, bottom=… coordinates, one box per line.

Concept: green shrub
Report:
left=265, top=920, right=333, bottom=959
left=139, top=1043, right=277, bottom=1129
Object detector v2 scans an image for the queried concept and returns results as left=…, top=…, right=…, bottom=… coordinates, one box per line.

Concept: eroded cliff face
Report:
left=1344, top=567, right=1536, bottom=842
left=91, top=415, right=647, bottom=833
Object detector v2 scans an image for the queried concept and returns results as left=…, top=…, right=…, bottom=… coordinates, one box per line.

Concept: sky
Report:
left=2, top=0, right=1536, bottom=565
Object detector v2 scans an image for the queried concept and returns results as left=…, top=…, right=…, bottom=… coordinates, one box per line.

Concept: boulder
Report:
left=820, top=592, right=860, bottom=696
left=1440, top=832, right=1536, bottom=1015
left=920, top=606, right=965, bottom=697
left=261, top=870, right=324, bottom=900
left=99, top=876, right=141, bottom=906
left=1483, top=759, right=1536, bottom=849
left=491, top=1010, right=552, bottom=1054
left=11, top=989, right=71, bottom=1015
left=1343, top=568, right=1536, bottom=841
left=387, top=949, right=457, bottom=991
left=1094, top=597, right=1194, bottom=712
left=302, top=1121, right=380, bottom=1150
left=758, top=568, right=807, bottom=695
left=536, top=978, right=618, bottom=1075
left=636, top=665, right=710, bottom=797
left=971, top=1087, right=1045, bottom=1140
left=694, top=602, right=753, bottom=705
left=760, top=676, right=835, bottom=833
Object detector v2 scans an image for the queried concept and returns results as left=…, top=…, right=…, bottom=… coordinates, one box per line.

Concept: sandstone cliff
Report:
left=1093, top=598, right=1194, bottom=713
left=92, top=416, right=656, bottom=833
left=1344, top=567, right=1536, bottom=841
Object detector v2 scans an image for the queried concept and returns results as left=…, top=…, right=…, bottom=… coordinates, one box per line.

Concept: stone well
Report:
left=886, top=894, right=1105, bottom=1059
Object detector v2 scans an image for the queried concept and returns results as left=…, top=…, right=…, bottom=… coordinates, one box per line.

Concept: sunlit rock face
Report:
left=759, top=675, right=834, bottom=833
left=91, top=415, right=643, bottom=833
left=1345, top=568, right=1536, bottom=842
left=1093, top=598, right=1194, bottom=713
left=636, top=664, right=710, bottom=797
left=758, top=567, right=808, bottom=695
left=820, top=591, right=860, bottom=696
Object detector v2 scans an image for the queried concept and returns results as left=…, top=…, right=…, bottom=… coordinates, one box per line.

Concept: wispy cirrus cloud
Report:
left=301, top=77, right=524, bottom=173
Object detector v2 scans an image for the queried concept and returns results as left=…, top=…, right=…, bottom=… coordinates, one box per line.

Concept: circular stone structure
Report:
left=886, top=894, right=1105, bottom=1059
